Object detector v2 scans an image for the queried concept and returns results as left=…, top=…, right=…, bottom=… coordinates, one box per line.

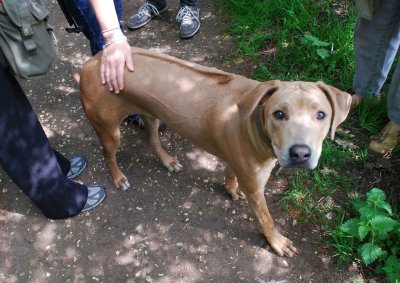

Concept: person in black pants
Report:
left=0, top=65, right=106, bottom=219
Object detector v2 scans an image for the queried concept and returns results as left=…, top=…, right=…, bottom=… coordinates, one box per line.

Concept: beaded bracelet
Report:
left=102, top=35, right=128, bottom=49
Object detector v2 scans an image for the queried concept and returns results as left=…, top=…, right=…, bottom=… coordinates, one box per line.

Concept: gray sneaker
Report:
left=81, top=185, right=106, bottom=212
left=67, top=156, right=87, bottom=179
left=176, top=6, right=200, bottom=39
left=127, top=2, right=168, bottom=30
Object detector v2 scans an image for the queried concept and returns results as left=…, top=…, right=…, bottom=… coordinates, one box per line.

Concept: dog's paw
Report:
left=267, top=230, right=298, bottom=257
left=229, top=191, right=246, bottom=201
left=113, top=177, right=130, bottom=191
left=165, top=161, right=183, bottom=172
left=225, top=181, right=245, bottom=201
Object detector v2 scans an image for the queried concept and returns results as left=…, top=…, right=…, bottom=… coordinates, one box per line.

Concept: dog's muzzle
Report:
left=284, top=144, right=314, bottom=169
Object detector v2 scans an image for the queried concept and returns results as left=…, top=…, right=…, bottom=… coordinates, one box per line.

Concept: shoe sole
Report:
left=126, top=6, right=168, bottom=30
left=180, top=24, right=200, bottom=39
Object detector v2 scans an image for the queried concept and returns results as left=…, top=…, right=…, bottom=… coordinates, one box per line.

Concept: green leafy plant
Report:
left=339, top=188, right=400, bottom=282
left=300, top=34, right=331, bottom=60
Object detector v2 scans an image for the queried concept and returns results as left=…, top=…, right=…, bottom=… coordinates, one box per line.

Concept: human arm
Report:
left=89, top=0, right=134, bottom=93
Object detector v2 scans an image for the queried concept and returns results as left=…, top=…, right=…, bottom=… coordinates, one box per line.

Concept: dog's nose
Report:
left=289, top=145, right=311, bottom=163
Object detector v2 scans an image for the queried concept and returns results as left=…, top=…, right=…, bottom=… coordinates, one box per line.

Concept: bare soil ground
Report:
left=1, top=1, right=398, bottom=282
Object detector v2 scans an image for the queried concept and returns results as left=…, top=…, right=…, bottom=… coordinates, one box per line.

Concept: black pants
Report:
left=0, top=66, right=88, bottom=219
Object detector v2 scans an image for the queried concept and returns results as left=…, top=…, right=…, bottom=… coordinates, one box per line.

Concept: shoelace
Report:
left=176, top=6, right=199, bottom=26
left=137, top=2, right=161, bottom=17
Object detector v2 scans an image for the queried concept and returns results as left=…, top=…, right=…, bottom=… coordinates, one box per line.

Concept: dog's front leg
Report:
left=91, top=121, right=130, bottom=191
left=235, top=161, right=298, bottom=257
left=245, top=188, right=298, bottom=257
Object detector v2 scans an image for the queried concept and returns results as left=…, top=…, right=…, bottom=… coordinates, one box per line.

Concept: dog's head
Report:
left=238, top=80, right=351, bottom=169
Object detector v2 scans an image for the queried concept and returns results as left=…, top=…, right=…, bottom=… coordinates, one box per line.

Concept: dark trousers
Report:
left=0, top=66, right=88, bottom=219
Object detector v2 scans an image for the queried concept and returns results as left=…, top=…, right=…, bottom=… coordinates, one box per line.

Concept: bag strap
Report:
left=56, top=0, right=81, bottom=33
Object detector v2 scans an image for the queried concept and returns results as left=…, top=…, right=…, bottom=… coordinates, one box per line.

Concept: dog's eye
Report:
left=273, top=110, right=285, bottom=120
left=316, top=111, right=326, bottom=120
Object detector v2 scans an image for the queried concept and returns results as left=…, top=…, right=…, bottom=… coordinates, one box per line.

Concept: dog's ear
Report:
left=317, top=81, right=352, bottom=140
left=237, top=80, right=281, bottom=118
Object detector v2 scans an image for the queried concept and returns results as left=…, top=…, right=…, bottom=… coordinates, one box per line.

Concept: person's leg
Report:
left=353, top=0, right=400, bottom=98
left=367, top=9, right=400, bottom=154
left=0, top=66, right=88, bottom=219
left=369, top=59, right=400, bottom=154
left=149, top=0, right=167, bottom=10
left=63, top=0, right=123, bottom=55
left=54, top=150, right=71, bottom=175
left=127, top=0, right=167, bottom=30
left=387, top=56, right=400, bottom=125
left=180, top=0, right=198, bottom=6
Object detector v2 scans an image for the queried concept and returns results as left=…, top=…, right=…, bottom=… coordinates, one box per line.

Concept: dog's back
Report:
left=80, top=47, right=258, bottom=147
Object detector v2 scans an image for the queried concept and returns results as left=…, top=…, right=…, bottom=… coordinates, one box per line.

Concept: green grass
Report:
left=357, top=96, right=388, bottom=134
left=221, top=0, right=356, bottom=88
left=219, top=0, right=399, bottom=281
left=281, top=140, right=356, bottom=224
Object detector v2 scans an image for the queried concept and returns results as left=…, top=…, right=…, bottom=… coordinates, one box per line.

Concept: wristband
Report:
left=102, top=35, right=128, bottom=49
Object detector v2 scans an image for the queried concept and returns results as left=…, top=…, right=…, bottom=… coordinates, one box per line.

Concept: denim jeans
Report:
left=149, top=0, right=198, bottom=10
left=353, top=0, right=400, bottom=123
left=63, top=0, right=123, bottom=55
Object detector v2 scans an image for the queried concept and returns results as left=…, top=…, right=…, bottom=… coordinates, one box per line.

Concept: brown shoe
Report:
left=368, top=121, right=400, bottom=154
left=351, top=94, right=363, bottom=110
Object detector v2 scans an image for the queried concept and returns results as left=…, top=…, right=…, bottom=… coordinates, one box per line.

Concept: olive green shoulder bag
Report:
left=0, top=0, right=57, bottom=79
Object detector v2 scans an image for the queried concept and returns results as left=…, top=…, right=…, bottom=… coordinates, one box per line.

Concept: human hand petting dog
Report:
left=89, top=0, right=134, bottom=94
left=101, top=31, right=134, bottom=93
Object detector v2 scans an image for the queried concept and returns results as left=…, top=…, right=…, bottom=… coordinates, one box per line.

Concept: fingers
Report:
left=100, top=40, right=134, bottom=94
left=100, top=53, right=115, bottom=92
left=116, top=60, right=125, bottom=93
left=126, top=51, right=135, bottom=72
left=100, top=61, right=106, bottom=88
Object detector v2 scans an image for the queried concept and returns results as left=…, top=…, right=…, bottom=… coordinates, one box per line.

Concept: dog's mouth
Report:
left=282, top=160, right=315, bottom=169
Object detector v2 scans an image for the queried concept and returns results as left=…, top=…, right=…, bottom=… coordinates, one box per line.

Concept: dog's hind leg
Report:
left=141, top=115, right=183, bottom=172
left=224, top=165, right=245, bottom=200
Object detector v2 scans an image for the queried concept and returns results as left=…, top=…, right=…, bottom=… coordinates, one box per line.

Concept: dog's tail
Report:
left=72, top=72, right=80, bottom=84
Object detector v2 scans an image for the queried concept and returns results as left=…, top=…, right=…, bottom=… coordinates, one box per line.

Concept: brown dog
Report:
left=79, top=47, right=351, bottom=257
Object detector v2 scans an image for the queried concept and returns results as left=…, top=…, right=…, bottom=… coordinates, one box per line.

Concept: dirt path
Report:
left=0, top=1, right=356, bottom=282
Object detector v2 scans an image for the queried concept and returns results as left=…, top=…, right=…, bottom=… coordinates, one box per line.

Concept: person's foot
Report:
left=125, top=114, right=145, bottom=129
left=176, top=6, right=200, bottom=39
left=81, top=185, right=107, bottom=212
left=127, top=1, right=167, bottom=30
left=368, top=121, right=400, bottom=155
left=67, top=156, right=87, bottom=179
